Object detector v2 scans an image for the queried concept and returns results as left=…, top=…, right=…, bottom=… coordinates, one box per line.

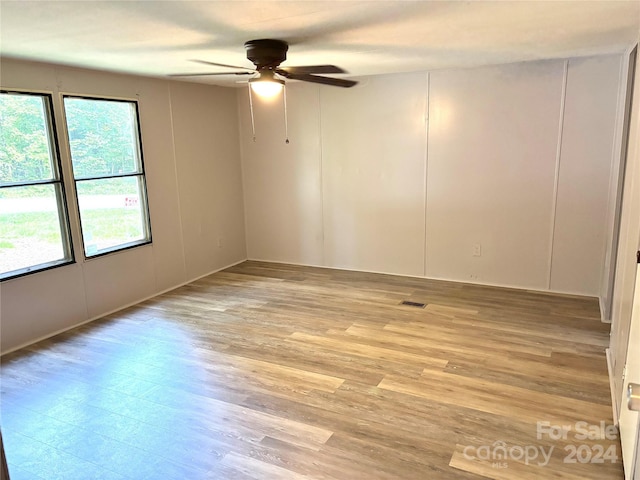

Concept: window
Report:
left=63, top=96, right=151, bottom=257
left=0, top=91, right=73, bottom=280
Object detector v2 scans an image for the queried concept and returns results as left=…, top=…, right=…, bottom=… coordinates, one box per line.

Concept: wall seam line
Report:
left=318, top=86, right=326, bottom=266
left=236, top=87, right=251, bottom=261
left=547, top=60, right=569, bottom=290
left=423, top=73, right=430, bottom=278
left=167, top=82, right=189, bottom=281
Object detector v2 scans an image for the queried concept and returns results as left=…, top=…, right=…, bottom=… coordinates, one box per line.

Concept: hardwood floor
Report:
left=0, top=261, right=623, bottom=479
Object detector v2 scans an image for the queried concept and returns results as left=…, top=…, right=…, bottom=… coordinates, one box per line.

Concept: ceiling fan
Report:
left=170, top=39, right=358, bottom=95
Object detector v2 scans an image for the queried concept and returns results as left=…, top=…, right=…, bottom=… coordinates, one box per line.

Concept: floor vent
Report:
left=400, top=300, right=426, bottom=308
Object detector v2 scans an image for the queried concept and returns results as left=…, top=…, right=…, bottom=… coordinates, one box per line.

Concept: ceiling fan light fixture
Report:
left=249, top=71, right=285, bottom=98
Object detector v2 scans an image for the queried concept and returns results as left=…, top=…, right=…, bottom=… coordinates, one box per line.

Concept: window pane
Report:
left=76, top=177, right=149, bottom=256
left=64, top=98, right=141, bottom=179
left=0, top=184, right=69, bottom=278
left=0, top=93, right=55, bottom=185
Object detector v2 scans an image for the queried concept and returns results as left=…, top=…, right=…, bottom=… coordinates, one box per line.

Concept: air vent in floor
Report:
left=400, top=300, right=426, bottom=308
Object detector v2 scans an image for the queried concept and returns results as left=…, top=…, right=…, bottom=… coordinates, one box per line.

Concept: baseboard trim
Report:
left=600, top=296, right=613, bottom=324
left=3, top=256, right=601, bottom=355
left=245, top=257, right=598, bottom=301
left=0, top=258, right=247, bottom=356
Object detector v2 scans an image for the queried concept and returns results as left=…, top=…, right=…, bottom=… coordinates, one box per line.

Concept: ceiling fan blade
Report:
left=282, top=72, right=358, bottom=88
left=169, top=71, right=253, bottom=77
left=278, top=65, right=346, bottom=74
left=190, top=59, right=255, bottom=71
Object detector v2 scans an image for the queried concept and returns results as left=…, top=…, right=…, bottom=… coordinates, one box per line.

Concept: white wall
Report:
left=239, top=55, right=622, bottom=295
left=602, top=49, right=638, bottom=320
left=171, top=82, right=247, bottom=279
left=427, top=60, right=563, bottom=288
left=0, top=59, right=247, bottom=353
left=0, top=53, right=625, bottom=353
left=238, top=85, right=324, bottom=266
left=321, top=74, right=428, bottom=276
left=610, top=44, right=640, bottom=416
left=551, top=55, right=622, bottom=294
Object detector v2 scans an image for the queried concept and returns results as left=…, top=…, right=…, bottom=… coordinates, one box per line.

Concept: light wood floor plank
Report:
left=0, top=260, right=622, bottom=479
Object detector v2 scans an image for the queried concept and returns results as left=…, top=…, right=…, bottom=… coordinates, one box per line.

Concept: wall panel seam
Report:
left=547, top=60, right=569, bottom=290
left=423, top=73, right=430, bottom=277
left=167, top=83, right=188, bottom=282
left=318, top=86, right=326, bottom=265
left=236, top=88, right=252, bottom=259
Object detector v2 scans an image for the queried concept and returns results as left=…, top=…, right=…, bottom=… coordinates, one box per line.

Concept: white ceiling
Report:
left=1, top=1, right=639, bottom=87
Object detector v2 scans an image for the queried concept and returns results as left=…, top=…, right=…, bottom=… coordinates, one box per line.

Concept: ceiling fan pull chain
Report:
left=247, top=85, right=256, bottom=142
left=283, top=85, right=290, bottom=144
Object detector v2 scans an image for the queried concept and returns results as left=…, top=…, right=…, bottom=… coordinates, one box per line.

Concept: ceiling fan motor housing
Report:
left=244, top=39, right=289, bottom=70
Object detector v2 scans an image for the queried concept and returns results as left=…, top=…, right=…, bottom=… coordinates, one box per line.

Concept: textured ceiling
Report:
left=1, top=1, right=639, bottom=87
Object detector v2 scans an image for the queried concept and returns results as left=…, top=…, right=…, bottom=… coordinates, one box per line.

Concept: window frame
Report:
left=0, top=89, right=75, bottom=281
left=62, top=94, right=152, bottom=260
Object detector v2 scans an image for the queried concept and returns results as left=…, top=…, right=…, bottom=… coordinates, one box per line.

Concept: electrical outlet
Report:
left=217, top=237, right=223, bottom=248
left=473, top=243, right=481, bottom=257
